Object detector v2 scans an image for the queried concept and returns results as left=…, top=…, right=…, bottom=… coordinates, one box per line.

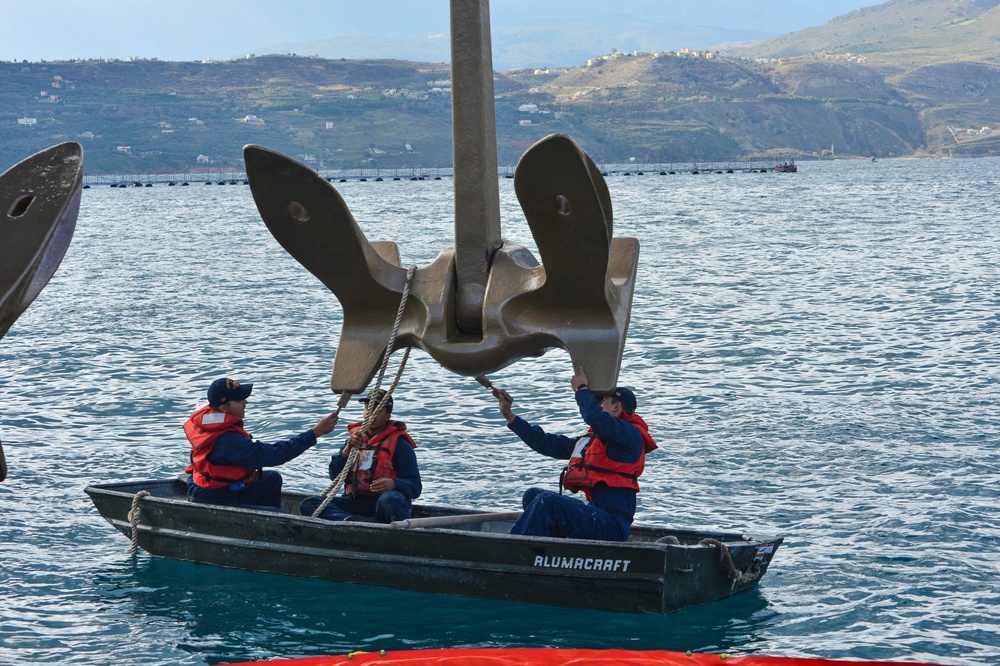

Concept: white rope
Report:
left=127, top=490, right=151, bottom=556
left=698, top=538, right=759, bottom=587
left=310, top=265, right=417, bottom=518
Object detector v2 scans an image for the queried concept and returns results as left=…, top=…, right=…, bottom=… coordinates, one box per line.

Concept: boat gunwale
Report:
left=84, top=478, right=784, bottom=550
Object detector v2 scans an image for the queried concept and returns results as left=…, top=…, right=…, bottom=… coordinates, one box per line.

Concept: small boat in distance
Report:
left=775, top=160, right=798, bottom=173
left=85, top=477, right=783, bottom=616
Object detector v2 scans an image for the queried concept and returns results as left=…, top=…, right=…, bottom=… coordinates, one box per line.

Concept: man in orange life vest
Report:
left=184, top=378, right=340, bottom=511
left=493, top=368, right=657, bottom=541
left=299, top=389, right=421, bottom=523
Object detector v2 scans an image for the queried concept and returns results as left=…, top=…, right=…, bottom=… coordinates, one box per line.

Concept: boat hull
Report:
left=85, top=479, right=782, bottom=615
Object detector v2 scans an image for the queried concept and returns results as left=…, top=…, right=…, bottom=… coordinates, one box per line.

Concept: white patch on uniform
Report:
left=570, top=435, right=594, bottom=459
left=202, top=412, right=226, bottom=425
left=357, top=449, right=375, bottom=470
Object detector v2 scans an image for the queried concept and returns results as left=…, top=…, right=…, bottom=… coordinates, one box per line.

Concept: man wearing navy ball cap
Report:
left=184, top=377, right=340, bottom=511
left=300, top=388, right=421, bottom=523
left=493, top=368, right=657, bottom=541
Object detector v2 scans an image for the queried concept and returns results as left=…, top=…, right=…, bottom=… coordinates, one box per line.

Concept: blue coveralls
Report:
left=506, top=388, right=643, bottom=541
left=299, top=426, right=421, bottom=523
left=187, top=429, right=317, bottom=512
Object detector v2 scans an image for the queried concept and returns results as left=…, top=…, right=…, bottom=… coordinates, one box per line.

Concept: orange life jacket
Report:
left=561, top=411, right=658, bottom=501
left=183, top=404, right=259, bottom=489
left=344, top=420, right=416, bottom=497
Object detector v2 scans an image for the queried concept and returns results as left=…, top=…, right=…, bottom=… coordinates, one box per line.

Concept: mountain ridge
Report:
left=260, top=16, right=775, bottom=70
left=6, top=0, right=1000, bottom=173
left=730, top=0, right=1000, bottom=70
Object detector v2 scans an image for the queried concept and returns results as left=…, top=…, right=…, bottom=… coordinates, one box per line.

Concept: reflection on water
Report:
left=103, top=557, right=774, bottom=664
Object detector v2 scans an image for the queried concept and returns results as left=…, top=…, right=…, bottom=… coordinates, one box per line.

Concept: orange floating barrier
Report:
left=227, top=647, right=949, bottom=666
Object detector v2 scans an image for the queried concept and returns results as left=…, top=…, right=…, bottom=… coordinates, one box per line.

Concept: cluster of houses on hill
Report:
left=948, top=125, right=993, bottom=142
left=586, top=47, right=720, bottom=68
left=752, top=52, right=870, bottom=65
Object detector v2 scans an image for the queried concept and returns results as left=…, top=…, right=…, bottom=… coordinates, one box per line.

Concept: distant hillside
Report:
left=10, top=11, right=1000, bottom=177
left=0, top=56, right=458, bottom=174
left=1, top=52, right=935, bottom=175
left=532, top=53, right=924, bottom=161
left=726, top=0, right=1000, bottom=156
left=731, top=0, right=1000, bottom=70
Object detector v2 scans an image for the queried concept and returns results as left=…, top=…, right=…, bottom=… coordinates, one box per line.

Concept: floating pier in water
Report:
left=82, top=156, right=796, bottom=187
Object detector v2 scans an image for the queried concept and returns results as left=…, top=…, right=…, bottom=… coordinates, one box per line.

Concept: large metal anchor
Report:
left=245, top=0, right=639, bottom=394
left=0, top=142, right=83, bottom=482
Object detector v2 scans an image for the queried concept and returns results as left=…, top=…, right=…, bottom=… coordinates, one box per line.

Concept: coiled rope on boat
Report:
left=698, top=537, right=758, bottom=586
left=310, top=265, right=417, bottom=519
left=127, top=490, right=151, bottom=556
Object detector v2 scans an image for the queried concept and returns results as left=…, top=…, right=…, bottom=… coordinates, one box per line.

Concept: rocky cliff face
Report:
left=894, top=61, right=1000, bottom=102
left=766, top=61, right=906, bottom=101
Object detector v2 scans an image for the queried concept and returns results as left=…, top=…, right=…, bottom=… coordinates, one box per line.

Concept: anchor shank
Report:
left=450, top=0, right=501, bottom=334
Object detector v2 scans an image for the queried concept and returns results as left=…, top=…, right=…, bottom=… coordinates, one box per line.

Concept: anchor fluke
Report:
left=0, top=142, right=83, bottom=339
left=509, top=133, right=639, bottom=391
left=244, top=144, right=414, bottom=394
left=0, top=141, right=83, bottom=483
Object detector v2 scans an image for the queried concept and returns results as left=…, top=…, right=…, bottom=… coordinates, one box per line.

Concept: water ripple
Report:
left=2, top=158, right=1000, bottom=665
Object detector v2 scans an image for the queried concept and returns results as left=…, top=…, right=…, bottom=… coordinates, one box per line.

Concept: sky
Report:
left=1, top=0, right=886, bottom=63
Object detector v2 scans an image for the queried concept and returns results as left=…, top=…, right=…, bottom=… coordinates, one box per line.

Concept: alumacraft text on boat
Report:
left=534, top=555, right=632, bottom=572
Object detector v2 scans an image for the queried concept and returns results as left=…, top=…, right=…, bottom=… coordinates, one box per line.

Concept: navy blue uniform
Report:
left=187, top=429, right=317, bottom=511
left=507, top=389, right=643, bottom=541
left=299, top=424, right=421, bottom=523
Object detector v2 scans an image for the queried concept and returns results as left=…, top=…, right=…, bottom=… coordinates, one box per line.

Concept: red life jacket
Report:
left=183, top=404, right=259, bottom=489
left=344, top=420, right=416, bottom=498
left=561, top=411, right=658, bottom=501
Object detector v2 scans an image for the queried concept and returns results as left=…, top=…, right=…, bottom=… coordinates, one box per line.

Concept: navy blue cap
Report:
left=208, top=378, right=253, bottom=408
left=610, top=387, right=637, bottom=414
left=359, top=388, right=393, bottom=414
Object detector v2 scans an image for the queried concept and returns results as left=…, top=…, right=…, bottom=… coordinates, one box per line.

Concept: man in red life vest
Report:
left=299, top=389, right=421, bottom=523
left=184, top=377, right=340, bottom=512
left=493, top=368, right=657, bottom=541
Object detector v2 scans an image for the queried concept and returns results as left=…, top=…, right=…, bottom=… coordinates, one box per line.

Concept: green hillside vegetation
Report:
left=0, top=56, right=460, bottom=173
left=733, top=0, right=1000, bottom=70
left=0, top=53, right=929, bottom=174
left=6, top=1, right=1000, bottom=175
left=532, top=52, right=924, bottom=161
left=729, top=0, right=1000, bottom=155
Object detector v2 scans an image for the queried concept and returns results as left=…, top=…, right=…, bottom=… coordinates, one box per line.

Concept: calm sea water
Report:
left=1, top=157, right=999, bottom=666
